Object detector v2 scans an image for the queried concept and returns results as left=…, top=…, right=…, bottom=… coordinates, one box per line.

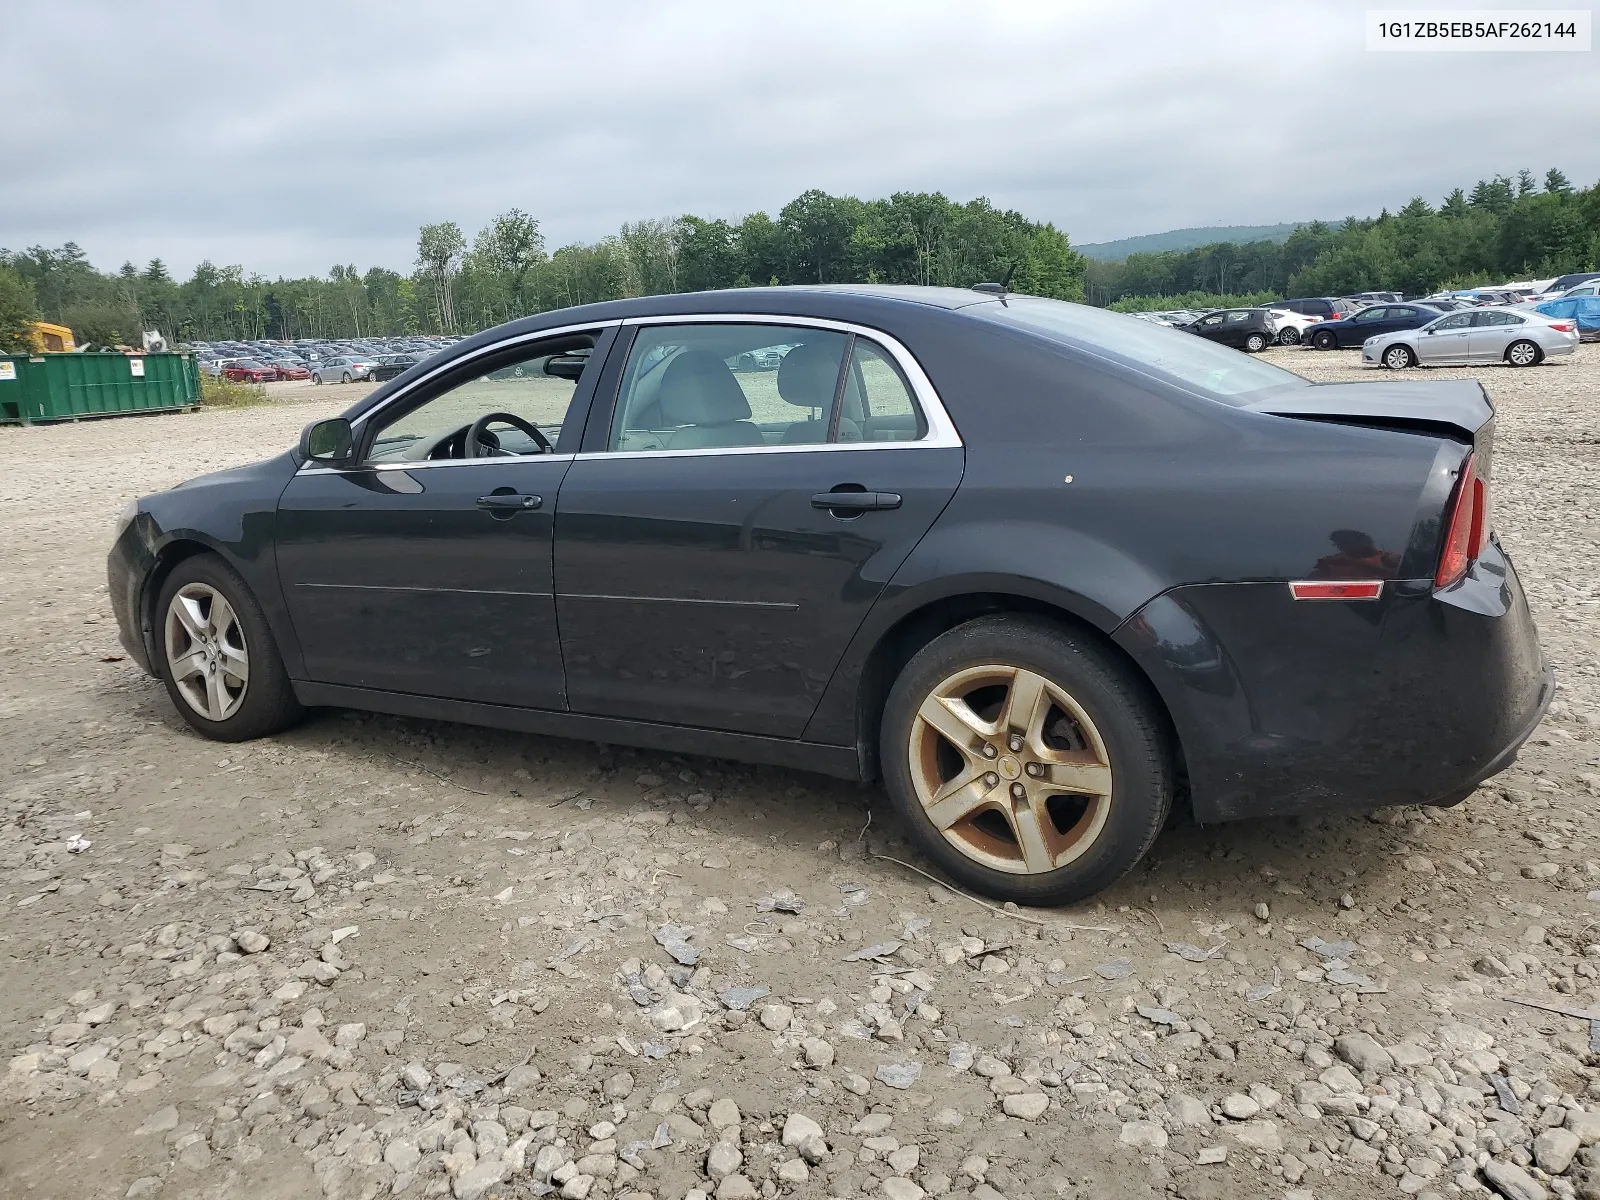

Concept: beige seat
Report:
left=657, top=351, right=767, bottom=450
left=777, top=343, right=861, bottom=444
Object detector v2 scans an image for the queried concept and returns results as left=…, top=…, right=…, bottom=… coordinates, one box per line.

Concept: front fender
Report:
left=131, top=452, right=303, bottom=677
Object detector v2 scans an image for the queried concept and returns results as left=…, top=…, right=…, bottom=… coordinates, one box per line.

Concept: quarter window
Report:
left=846, top=340, right=926, bottom=442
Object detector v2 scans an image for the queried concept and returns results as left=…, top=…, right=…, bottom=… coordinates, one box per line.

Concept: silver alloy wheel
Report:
left=164, top=582, right=249, bottom=722
left=1383, top=345, right=1412, bottom=369
left=1277, top=328, right=1300, bottom=345
left=1507, top=340, right=1539, bottom=367
left=1246, top=334, right=1267, bottom=352
left=907, top=663, right=1113, bottom=875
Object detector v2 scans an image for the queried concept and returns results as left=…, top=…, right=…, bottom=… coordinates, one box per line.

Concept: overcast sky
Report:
left=4, top=0, right=1596, bottom=278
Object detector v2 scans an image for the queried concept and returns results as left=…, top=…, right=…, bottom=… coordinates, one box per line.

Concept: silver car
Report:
left=1361, top=305, right=1578, bottom=370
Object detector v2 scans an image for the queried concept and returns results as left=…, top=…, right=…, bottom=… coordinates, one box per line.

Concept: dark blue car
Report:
left=1305, top=302, right=1446, bottom=350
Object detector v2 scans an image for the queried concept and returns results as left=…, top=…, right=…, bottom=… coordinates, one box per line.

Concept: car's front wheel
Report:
left=156, top=554, right=302, bottom=742
left=1505, top=339, right=1542, bottom=367
left=880, top=616, right=1173, bottom=906
left=311, top=373, right=322, bottom=385
left=1277, top=327, right=1301, bottom=345
left=1312, top=330, right=1337, bottom=350
left=1244, top=333, right=1268, bottom=352
left=1382, top=344, right=1416, bottom=369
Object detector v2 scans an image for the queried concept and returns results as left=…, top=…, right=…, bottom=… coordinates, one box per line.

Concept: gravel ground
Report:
left=1, top=345, right=1598, bottom=1200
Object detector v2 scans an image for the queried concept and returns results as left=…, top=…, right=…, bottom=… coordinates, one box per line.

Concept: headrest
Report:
left=776, top=342, right=842, bottom=410
left=657, top=351, right=752, bottom=425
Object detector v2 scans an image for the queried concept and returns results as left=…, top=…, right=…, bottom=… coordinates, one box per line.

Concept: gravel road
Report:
left=2, top=346, right=1598, bottom=1200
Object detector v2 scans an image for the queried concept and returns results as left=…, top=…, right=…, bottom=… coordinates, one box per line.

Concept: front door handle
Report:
left=811, top=490, right=902, bottom=513
left=476, top=493, right=542, bottom=512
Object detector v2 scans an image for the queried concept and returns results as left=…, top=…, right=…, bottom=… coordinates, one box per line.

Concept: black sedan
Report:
left=369, top=354, right=422, bottom=382
left=107, top=286, right=1549, bottom=905
left=1177, top=307, right=1274, bottom=352
left=1304, top=302, right=1446, bottom=350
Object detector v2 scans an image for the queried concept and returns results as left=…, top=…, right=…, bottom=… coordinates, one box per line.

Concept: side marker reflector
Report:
left=1289, top=581, right=1384, bottom=601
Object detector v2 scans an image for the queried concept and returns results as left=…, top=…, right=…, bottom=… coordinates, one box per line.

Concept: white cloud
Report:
left=3, top=0, right=1595, bottom=277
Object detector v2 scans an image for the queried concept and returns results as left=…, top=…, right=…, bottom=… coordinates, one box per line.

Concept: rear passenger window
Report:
left=604, top=325, right=928, bottom=452
left=848, top=341, right=926, bottom=443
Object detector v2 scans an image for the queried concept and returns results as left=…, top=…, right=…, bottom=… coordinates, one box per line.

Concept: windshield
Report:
left=976, top=296, right=1311, bottom=407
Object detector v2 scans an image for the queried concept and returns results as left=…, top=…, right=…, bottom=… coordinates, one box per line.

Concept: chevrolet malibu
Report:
left=108, top=286, right=1550, bottom=905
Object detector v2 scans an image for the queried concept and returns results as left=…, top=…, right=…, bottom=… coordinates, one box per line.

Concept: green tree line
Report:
left=1086, top=168, right=1600, bottom=307
left=0, top=189, right=1085, bottom=348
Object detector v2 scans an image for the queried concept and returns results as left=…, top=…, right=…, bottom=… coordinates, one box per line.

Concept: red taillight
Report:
left=1548, top=322, right=1574, bottom=332
left=1327, top=313, right=1342, bottom=320
left=1435, top=451, right=1487, bottom=589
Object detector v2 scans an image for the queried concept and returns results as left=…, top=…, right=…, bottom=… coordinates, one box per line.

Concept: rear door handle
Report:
left=811, top=490, right=902, bottom=513
left=476, top=493, right=542, bottom=511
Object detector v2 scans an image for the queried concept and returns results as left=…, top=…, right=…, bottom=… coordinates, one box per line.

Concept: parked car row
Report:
left=191, top=335, right=459, bottom=385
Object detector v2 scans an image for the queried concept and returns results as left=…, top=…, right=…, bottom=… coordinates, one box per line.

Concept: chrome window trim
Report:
left=605, top=313, right=962, bottom=454
left=297, top=312, right=961, bottom=475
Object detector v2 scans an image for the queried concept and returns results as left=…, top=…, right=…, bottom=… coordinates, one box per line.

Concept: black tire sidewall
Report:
left=1314, top=331, right=1335, bottom=350
left=879, top=616, right=1172, bottom=906
left=154, top=554, right=301, bottom=742
left=1506, top=340, right=1540, bottom=367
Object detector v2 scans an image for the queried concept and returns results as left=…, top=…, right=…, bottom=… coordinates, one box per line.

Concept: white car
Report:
left=1265, top=308, right=1319, bottom=345
left=1360, top=306, right=1579, bottom=369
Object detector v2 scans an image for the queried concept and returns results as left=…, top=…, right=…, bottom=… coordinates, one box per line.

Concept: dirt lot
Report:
left=2, top=345, right=1598, bottom=1200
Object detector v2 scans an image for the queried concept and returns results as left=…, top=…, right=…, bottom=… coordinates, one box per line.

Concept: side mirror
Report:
left=544, top=353, right=589, bottom=381
left=299, top=417, right=353, bottom=463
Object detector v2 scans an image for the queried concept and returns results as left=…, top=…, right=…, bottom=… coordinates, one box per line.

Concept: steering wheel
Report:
left=466, top=412, right=554, bottom=458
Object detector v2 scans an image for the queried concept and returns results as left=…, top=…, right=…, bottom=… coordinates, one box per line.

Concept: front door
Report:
left=1417, top=311, right=1474, bottom=363
left=274, top=330, right=611, bottom=709
left=554, top=320, right=964, bottom=738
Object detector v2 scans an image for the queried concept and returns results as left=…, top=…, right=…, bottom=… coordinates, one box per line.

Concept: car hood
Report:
left=165, top=450, right=300, bottom=497
left=1246, top=379, right=1492, bottom=440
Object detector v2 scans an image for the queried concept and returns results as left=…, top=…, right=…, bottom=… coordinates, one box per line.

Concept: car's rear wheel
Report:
left=1312, top=330, right=1337, bottom=350
left=1244, top=333, right=1268, bottom=352
left=340, top=371, right=352, bottom=384
left=1277, top=327, right=1301, bottom=345
left=1382, top=344, right=1415, bottom=369
left=880, top=616, right=1173, bottom=906
left=1505, top=339, right=1541, bottom=367
left=156, top=554, right=302, bottom=742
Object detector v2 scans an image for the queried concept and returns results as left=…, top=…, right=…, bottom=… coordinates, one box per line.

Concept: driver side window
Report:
left=367, top=341, right=591, bottom=463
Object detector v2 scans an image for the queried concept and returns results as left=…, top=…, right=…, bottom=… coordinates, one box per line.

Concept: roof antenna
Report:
left=971, top=261, right=1018, bottom=298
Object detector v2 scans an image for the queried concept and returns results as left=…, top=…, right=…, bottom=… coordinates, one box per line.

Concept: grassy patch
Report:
left=200, top=373, right=271, bottom=408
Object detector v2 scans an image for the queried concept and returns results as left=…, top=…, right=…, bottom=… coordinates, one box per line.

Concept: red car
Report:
left=272, top=364, right=311, bottom=381
left=221, top=360, right=275, bottom=383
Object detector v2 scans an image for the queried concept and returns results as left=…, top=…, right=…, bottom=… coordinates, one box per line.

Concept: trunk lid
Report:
left=1246, top=379, right=1493, bottom=442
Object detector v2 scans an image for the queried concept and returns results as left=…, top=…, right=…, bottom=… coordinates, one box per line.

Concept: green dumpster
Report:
left=0, top=352, right=201, bottom=425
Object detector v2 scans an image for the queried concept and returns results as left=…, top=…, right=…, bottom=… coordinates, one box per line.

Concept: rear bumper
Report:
left=1115, top=537, right=1549, bottom=822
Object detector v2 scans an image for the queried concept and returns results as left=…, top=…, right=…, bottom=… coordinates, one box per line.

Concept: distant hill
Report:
left=1079, top=223, right=1315, bottom=261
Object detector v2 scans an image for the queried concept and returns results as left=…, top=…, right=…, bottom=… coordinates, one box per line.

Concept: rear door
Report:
left=1219, top=310, right=1254, bottom=346
left=554, top=318, right=963, bottom=738
left=1468, top=310, right=1524, bottom=361
left=1417, top=311, right=1474, bottom=363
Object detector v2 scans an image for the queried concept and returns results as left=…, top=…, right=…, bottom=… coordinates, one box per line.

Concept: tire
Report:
left=155, top=554, right=303, bottom=742
left=312, top=374, right=322, bottom=385
left=880, top=615, right=1174, bottom=906
left=1244, top=333, right=1268, bottom=353
left=340, top=372, right=352, bottom=384
left=1382, top=344, right=1415, bottom=369
left=1505, top=339, right=1542, bottom=368
left=1312, top=330, right=1337, bottom=350
left=1277, top=327, right=1301, bottom=346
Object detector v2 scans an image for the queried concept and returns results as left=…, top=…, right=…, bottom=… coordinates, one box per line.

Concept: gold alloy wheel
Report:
left=908, top=663, right=1113, bottom=875
left=164, top=582, right=250, bottom=722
